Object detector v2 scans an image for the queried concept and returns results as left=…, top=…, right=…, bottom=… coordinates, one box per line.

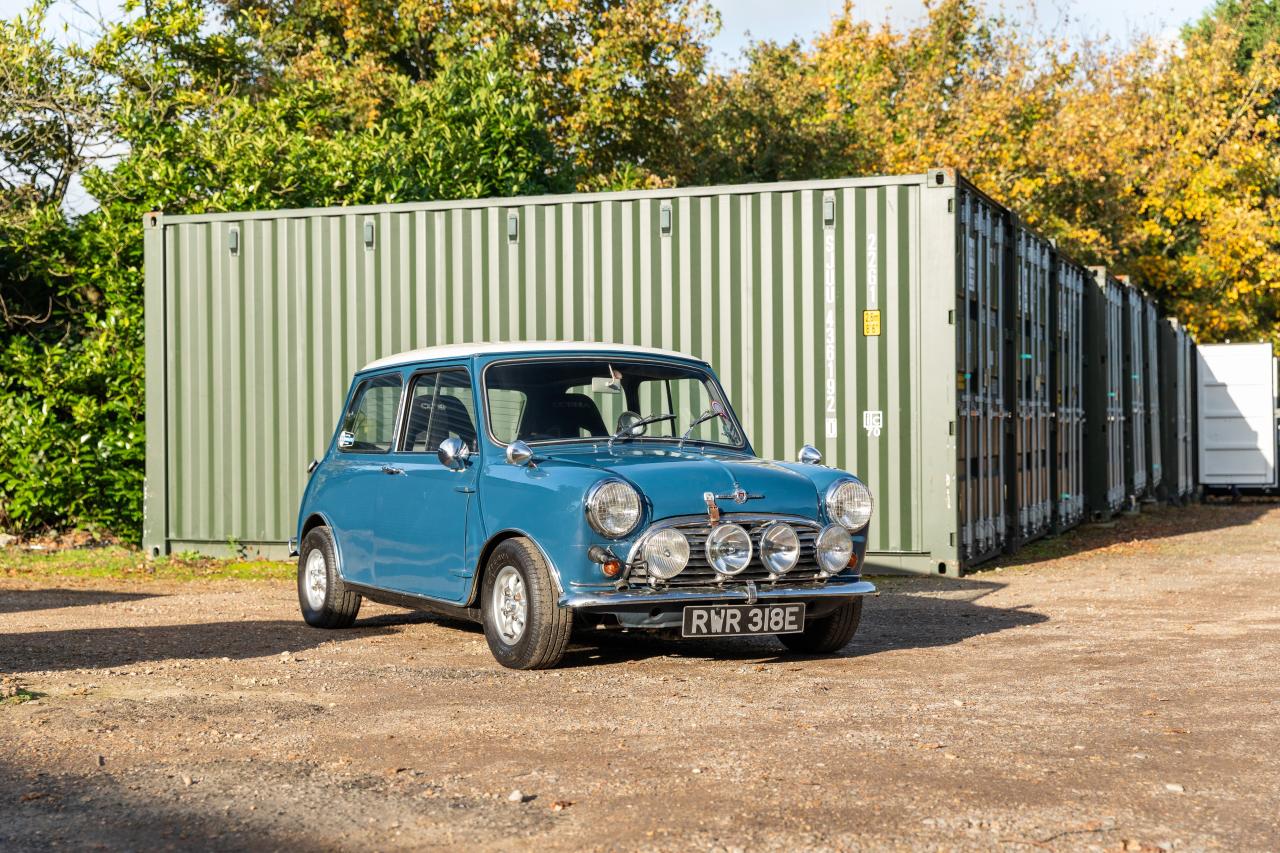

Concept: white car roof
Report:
left=360, top=341, right=707, bottom=373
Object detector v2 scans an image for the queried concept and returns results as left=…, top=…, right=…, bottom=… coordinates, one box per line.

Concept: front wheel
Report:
left=778, top=598, right=863, bottom=654
left=481, top=538, right=571, bottom=670
left=297, top=526, right=361, bottom=629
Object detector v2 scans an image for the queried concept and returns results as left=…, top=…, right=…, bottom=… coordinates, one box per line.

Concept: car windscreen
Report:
left=484, top=358, right=744, bottom=447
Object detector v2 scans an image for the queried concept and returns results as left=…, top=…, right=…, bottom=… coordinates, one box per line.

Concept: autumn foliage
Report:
left=1, top=0, right=1278, bottom=536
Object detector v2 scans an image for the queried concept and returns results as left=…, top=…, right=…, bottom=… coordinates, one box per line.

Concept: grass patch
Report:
left=0, top=546, right=292, bottom=583
left=1, top=677, right=42, bottom=705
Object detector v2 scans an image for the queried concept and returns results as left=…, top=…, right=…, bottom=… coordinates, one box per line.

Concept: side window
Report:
left=401, top=368, right=478, bottom=453
left=487, top=389, right=527, bottom=444
left=341, top=373, right=403, bottom=453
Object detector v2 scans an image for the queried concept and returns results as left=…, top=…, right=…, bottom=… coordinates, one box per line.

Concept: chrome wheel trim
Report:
left=491, top=565, right=528, bottom=645
left=304, top=549, right=327, bottom=610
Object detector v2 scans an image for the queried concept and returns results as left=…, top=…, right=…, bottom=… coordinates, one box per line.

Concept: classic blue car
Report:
left=294, top=343, right=875, bottom=669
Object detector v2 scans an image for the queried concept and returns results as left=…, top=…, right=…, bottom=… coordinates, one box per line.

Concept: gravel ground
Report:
left=2, top=502, right=1278, bottom=852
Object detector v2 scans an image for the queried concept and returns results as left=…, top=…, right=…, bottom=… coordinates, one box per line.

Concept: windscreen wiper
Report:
left=608, top=412, right=676, bottom=451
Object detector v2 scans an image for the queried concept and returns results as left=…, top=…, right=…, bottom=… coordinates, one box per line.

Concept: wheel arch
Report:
left=298, top=512, right=349, bottom=581
left=467, top=529, right=564, bottom=608
left=300, top=512, right=330, bottom=540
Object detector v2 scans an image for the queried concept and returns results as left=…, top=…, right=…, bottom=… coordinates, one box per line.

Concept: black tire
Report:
left=297, top=526, right=361, bottom=629
left=481, top=538, right=571, bottom=670
left=778, top=598, right=863, bottom=654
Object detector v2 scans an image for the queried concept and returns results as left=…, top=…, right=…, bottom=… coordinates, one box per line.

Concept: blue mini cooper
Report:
left=294, top=342, right=875, bottom=669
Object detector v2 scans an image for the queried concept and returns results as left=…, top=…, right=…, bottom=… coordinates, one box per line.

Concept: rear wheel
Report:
left=778, top=598, right=862, bottom=654
left=297, top=526, right=361, bottom=629
left=481, top=538, right=571, bottom=670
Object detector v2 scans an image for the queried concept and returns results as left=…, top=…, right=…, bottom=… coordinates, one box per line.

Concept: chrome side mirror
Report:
left=338, top=431, right=355, bottom=450
left=798, top=444, right=823, bottom=465
left=506, top=440, right=534, bottom=467
left=437, top=436, right=471, bottom=471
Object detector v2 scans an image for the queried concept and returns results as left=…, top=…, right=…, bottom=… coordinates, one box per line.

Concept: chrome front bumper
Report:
left=560, top=578, right=876, bottom=609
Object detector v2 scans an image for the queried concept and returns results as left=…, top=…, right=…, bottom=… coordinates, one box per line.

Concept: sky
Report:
left=706, top=0, right=1214, bottom=63
left=3, top=0, right=1221, bottom=56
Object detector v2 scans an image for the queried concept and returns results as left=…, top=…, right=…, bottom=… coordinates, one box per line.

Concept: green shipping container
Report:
left=144, top=170, right=1040, bottom=575
left=1084, top=268, right=1127, bottom=519
left=1158, top=318, right=1195, bottom=503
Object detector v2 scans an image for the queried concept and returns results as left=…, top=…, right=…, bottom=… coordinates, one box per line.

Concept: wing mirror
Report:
left=797, top=444, right=823, bottom=465
left=437, top=436, right=472, bottom=471
left=506, top=440, right=534, bottom=467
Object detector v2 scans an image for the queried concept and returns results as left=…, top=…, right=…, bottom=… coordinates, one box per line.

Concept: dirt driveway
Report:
left=3, top=503, right=1279, bottom=852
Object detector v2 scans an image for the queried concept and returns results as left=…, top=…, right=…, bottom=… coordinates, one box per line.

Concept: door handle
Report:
left=381, top=465, right=405, bottom=476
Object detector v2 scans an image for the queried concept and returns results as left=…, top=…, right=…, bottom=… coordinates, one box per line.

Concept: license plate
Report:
left=681, top=603, right=805, bottom=638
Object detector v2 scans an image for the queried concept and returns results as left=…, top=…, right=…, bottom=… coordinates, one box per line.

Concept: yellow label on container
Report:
left=863, top=309, right=882, bottom=336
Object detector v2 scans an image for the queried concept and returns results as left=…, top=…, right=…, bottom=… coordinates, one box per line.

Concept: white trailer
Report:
left=1196, top=343, right=1279, bottom=492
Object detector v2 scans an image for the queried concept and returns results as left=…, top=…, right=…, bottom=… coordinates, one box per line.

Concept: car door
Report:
left=374, top=366, right=479, bottom=602
left=323, top=371, right=405, bottom=586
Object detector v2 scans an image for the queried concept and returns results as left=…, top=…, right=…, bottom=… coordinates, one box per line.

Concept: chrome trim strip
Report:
left=560, top=579, right=876, bottom=609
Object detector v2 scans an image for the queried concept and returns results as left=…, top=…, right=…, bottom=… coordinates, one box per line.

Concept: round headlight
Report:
left=705, top=523, right=753, bottom=576
left=758, top=522, right=800, bottom=576
left=585, top=479, right=642, bottom=538
left=815, top=524, right=854, bottom=576
left=643, top=529, right=690, bottom=580
left=826, top=479, right=873, bottom=530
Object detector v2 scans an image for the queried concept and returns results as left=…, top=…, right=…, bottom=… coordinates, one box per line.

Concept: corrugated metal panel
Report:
left=1158, top=318, right=1194, bottom=503
left=953, top=185, right=1008, bottom=566
left=1052, top=257, right=1085, bottom=531
left=1085, top=269, right=1126, bottom=518
left=1196, top=343, right=1279, bottom=488
left=1009, top=223, right=1053, bottom=545
left=148, top=175, right=950, bottom=566
left=1122, top=283, right=1149, bottom=499
left=147, top=170, right=1137, bottom=575
left=1144, top=298, right=1163, bottom=493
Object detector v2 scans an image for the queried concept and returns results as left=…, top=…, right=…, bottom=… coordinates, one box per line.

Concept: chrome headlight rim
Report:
left=825, top=478, right=874, bottom=531
left=757, top=521, right=801, bottom=576
left=642, top=528, right=691, bottom=580
left=815, top=523, right=854, bottom=576
left=584, top=478, right=643, bottom=539
left=704, top=523, right=753, bottom=576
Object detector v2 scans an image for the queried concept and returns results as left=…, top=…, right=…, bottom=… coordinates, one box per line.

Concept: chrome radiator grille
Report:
left=627, top=516, right=828, bottom=587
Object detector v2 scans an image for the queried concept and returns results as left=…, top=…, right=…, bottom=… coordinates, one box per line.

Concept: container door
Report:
left=1052, top=262, right=1084, bottom=530
left=1123, top=288, right=1148, bottom=498
left=1179, top=331, right=1193, bottom=496
left=1145, top=301, right=1163, bottom=491
left=1010, top=228, right=1052, bottom=545
left=1197, top=344, right=1278, bottom=487
left=1107, top=283, right=1127, bottom=508
left=375, top=367, right=478, bottom=602
left=955, top=189, right=1007, bottom=563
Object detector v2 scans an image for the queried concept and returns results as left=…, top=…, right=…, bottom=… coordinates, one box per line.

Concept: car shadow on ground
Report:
left=985, top=500, right=1277, bottom=569
left=556, top=576, right=1044, bottom=668
left=0, top=588, right=158, bottom=615
left=0, top=618, right=411, bottom=674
